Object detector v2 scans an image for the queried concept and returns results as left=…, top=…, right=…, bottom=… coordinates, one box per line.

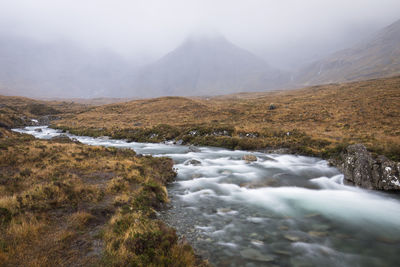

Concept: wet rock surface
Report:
left=38, top=115, right=61, bottom=125
left=242, top=154, right=257, bottom=163
left=337, top=144, right=400, bottom=190
left=184, top=159, right=202, bottom=166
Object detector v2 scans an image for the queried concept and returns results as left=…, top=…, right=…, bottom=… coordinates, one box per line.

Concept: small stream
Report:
left=14, top=126, right=400, bottom=267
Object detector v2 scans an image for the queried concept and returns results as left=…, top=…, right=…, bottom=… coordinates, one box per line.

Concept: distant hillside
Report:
left=126, top=34, right=289, bottom=97
left=39, top=97, right=136, bottom=106
left=294, top=19, right=400, bottom=86
left=0, top=35, right=136, bottom=98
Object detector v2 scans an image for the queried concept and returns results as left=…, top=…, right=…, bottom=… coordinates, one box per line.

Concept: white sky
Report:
left=0, top=0, right=399, bottom=68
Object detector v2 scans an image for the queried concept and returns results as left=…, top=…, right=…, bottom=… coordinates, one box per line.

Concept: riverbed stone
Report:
left=243, top=154, right=257, bottom=163
left=188, top=146, right=201, bottom=152
left=311, top=224, right=330, bottom=231
left=240, top=248, right=274, bottom=262
left=273, top=249, right=291, bottom=256
left=250, top=239, right=264, bottom=246
left=278, top=225, right=289, bottom=231
left=308, top=231, right=328, bottom=237
left=284, top=234, right=301, bottom=242
left=184, top=159, right=202, bottom=166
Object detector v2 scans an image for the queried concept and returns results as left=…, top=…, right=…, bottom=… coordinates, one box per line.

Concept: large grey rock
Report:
left=38, top=115, right=61, bottom=125
left=338, top=144, right=400, bottom=190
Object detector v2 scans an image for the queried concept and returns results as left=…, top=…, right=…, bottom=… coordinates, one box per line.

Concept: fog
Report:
left=0, top=0, right=399, bottom=97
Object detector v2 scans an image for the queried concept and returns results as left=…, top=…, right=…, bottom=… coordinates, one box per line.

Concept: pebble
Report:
left=273, top=249, right=292, bottom=256
left=250, top=239, right=264, bottom=246
left=308, top=231, right=328, bottom=238
left=311, top=224, right=331, bottom=231
left=284, top=234, right=301, bottom=242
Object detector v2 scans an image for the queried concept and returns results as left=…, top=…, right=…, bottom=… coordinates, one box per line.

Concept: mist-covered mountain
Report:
left=294, top=19, right=400, bottom=86
left=0, top=34, right=135, bottom=98
left=1, top=17, right=400, bottom=98
left=126, top=34, right=288, bottom=97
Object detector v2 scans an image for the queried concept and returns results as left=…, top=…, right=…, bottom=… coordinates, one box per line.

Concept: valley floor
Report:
left=53, top=76, right=400, bottom=161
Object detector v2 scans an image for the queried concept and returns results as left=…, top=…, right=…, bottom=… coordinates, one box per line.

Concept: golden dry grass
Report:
left=0, top=130, right=207, bottom=266
left=54, top=76, right=400, bottom=158
left=0, top=95, right=89, bottom=128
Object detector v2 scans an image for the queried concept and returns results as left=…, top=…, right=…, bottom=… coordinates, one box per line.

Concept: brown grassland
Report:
left=0, top=130, right=208, bottom=266
left=0, top=95, right=89, bottom=128
left=54, top=76, right=400, bottom=160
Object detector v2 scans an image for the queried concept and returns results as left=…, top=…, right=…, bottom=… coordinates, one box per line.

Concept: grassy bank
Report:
left=0, top=129, right=208, bottom=266
left=53, top=123, right=346, bottom=159
left=0, top=95, right=90, bottom=128
left=52, top=76, right=400, bottom=161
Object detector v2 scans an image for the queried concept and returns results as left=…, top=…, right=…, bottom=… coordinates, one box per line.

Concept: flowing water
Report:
left=14, top=126, right=400, bottom=267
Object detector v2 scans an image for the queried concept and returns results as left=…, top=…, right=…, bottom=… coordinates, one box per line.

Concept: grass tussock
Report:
left=0, top=130, right=207, bottom=266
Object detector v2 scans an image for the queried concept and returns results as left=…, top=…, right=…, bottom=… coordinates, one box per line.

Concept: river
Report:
left=13, top=126, right=400, bottom=267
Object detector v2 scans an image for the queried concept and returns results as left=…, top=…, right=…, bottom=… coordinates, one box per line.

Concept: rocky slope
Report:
left=294, top=19, right=400, bottom=86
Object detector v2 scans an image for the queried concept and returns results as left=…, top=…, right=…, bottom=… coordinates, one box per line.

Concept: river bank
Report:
left=0, top=127, right=208, bottom=266
left=51, top=123, right=400, bottom=191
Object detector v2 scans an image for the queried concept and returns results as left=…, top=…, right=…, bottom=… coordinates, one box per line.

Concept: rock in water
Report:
left=188, top=146, right=201, bottom=152
left=184, top=159, right=202, bottom=166
left=243, top=154, right=257, bottom=163
left=338, top=144, right=400, bottom=190
left=240, top=248, right=274, bottom=262
left=284, top=234, right=301, bottom=242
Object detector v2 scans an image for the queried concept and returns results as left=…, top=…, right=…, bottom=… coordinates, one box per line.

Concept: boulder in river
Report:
left=337, top=144, right=400, bottom=191
left=242, top=154, right=257, bottom=163
left=175, top=139, right=183, bottom=145
left=184, top=159, right=202, bottom=166
left=38, top=115, right=61, bottom=125
left=188, top=146, right=201, bottom=152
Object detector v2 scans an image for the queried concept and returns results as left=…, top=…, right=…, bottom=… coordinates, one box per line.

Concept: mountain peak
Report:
left=129, top=33, right=288, bottom=97
left=181, top=31, right=230, bottom=48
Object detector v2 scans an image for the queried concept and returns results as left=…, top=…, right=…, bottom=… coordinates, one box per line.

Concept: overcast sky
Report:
left=0, top=0, right=399, bottom=68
